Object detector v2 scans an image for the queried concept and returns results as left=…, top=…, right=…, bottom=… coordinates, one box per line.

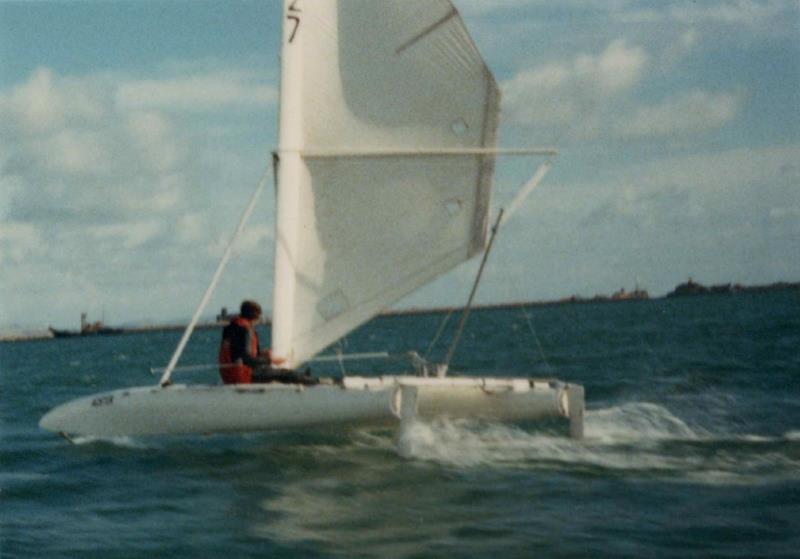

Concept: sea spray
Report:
left=395, top=416, right=582, bottom=468
left=584, top=402, right=700, bottom=443
left=68, top=435, right=151, bottom=449
left=390, top=402, right=800, bottom=485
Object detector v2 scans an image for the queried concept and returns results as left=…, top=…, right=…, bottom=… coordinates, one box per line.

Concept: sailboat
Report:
left=40, top=0, right=584, bottom=440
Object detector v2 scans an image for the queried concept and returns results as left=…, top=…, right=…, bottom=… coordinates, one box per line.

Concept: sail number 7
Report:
left=287, top=1, right=301, bottom=43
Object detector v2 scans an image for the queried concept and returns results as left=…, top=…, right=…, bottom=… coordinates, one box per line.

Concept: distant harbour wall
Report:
left=3, top=280, right=798, bottom=342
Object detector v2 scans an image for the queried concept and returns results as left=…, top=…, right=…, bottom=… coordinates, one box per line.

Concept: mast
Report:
left=271, top=0, right=304, bottom=367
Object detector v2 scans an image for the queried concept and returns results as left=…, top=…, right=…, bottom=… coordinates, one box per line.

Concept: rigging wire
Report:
left=424, top=152, right=559, bottom=374
left=499, top=159, right=553, bottom=370
left=423, top=308, right=456, bottom=360
left=158, top=166, right=271, bottom=387
left=493, top=153, right=559, bottom=374
left=519, top=305, right=553, bottom=372
left=442, top=208, right=505, bottom=374
left=334, top=342, right=348, bottom=378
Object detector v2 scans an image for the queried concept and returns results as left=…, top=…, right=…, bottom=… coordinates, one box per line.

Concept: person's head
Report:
left=240, top=300, right=262, bottom=321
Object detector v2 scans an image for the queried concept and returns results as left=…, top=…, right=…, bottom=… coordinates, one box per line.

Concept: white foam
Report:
left=584, top=402, right=700, bottom=443
left=736, top=434, right=777, bottom=443
left=70, top=435, right=148, bottom=449
left=396, top=418, right=541, bottom=467
left=390, top=403, right=800, bottom=485
left=395, top=403, right=702, bottom=467
left=395, top=416, right=597, bottom=469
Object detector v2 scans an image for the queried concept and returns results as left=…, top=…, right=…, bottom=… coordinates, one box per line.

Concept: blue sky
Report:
left=1, top=0, right=798, bottom=330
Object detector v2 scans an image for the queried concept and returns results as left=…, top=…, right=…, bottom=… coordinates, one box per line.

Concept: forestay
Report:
left=272, top=0, right=501, bottom=368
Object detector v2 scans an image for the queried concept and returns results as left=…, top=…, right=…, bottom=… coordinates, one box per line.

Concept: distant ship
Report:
left=610, top=286, right=649, bottom=301
left=49, top=313, right=124, bottom=338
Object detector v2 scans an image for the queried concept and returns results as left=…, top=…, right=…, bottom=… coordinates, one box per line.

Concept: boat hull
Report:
left=39, top=376, right=584, bottom=439
left=49, top=327, right=125, bottom=338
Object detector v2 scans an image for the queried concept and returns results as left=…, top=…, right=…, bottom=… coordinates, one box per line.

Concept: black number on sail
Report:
left=287, top=1, right=301, bottom=43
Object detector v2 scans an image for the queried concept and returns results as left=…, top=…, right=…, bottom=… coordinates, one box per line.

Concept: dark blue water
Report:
left=2, top=291, right=799, bottom=558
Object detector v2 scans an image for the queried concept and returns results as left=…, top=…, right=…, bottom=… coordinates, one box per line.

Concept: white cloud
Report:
left=616, top=90, right=741, bottom=139
left=502, top=63, right=577, bottom=126
left=677, top=29, right=699, bottom=52
left=0, top=63, right=277, bottom=327
left=43, top=129, right=111, bottom=174
left=177, top=213, right=207, bottom=243
left=125, top=111, right=183, bottom=173
left=500, top=34, right=744, bottom=143
left=668, top=0, right=789, bottom=25
left=86, top=221, right=162, bottom=249
left=208, top=221, right=273, bottom=259
left=501, top=39, right=647, bottom=135
left=235, top=223, right=273, bottom=256
left=769, top=206, right=800, bottom=220
left=572, top=145, right=800, bottom=241
left=626, top=144, right=800, bottom=193
left=120, top=174, right=185, bottom=213
left=591, top=39, right=648, bottom=95
left=115, top=71, right=277, bottom=112
left=0, top=67, right=106, bottom=135
left=0, top=174, right=23, bottom=221
left=601, top=0, right=796, bottom=28
left=662, top=29, right=700, bottom=64
left=501, top=143, right=800, bottom=298
left=0, top=68, right=192, bottom=222
left=9, top=67, right=64, bottom=132
left=457, top=0, right=634, bottom=16
left=0, top=222, right=43, bottom=265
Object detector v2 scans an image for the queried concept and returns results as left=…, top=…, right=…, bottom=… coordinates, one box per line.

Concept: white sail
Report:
left=272, top=0, right=500, bottom=368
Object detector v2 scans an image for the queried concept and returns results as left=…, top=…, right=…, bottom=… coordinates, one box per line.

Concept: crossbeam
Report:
left=281, top=147, right=558, bottom=159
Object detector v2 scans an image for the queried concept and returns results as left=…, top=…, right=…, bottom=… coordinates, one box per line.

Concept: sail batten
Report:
left=272, top=0, right=501, bottom=367
left=396, top=6, right=458, bottom=55
left=291, top=148, right=558, bottom=158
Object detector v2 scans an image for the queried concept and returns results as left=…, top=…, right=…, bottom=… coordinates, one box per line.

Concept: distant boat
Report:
left=610, top=286, right=649, bottom=301
left=48, top=313, right=124, bottom=338
left=48, top=326, right=124, bottom=338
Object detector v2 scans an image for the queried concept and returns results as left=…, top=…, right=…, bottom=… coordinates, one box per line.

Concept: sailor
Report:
left=218, top=300, right=318, bottom=385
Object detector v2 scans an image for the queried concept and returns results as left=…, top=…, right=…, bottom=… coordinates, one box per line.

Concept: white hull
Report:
left=40, top=376, right=584, bottom=439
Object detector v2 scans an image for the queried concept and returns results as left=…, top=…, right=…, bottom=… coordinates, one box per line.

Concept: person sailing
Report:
left=218, top=300, right=318, bottom=385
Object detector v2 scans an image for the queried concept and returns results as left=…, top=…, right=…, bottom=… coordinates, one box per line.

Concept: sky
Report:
left=1, top=0, right=798, bottom=330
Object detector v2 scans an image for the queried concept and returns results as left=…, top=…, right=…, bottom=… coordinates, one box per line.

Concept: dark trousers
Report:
left=251, top=368, right=319, bottom=386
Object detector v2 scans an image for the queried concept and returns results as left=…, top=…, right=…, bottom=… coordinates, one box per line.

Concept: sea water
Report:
left=2, top=291, right=799, bottom=558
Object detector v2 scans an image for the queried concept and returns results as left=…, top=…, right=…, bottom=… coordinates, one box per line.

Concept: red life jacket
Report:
left=218, top=317, right=258, bottom=384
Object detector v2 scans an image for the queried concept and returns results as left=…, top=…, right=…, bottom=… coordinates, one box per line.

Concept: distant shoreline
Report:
left=3, top=280, right=797, bottom=342
left=385, top=280, right=800, bottom=317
